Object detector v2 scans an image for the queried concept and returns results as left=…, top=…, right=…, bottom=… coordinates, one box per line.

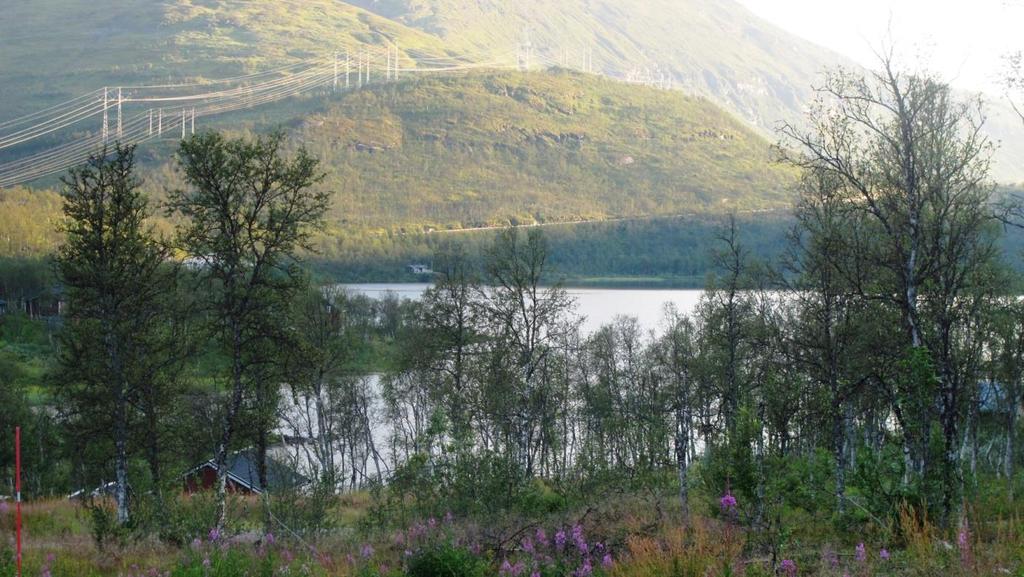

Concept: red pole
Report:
left=15, top=426, right=22, bottom=577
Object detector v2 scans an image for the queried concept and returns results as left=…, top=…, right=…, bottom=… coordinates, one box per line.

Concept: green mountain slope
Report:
left=296, top=70, right=796, bottom=231
left=0, top=0, right=456, bottom=120
left=345, top=0, right=1024, bottom=183
left=1, top=70, right=795, bottom=258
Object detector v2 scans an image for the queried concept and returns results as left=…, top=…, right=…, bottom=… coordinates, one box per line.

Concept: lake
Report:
left=340, top=283, right=705, bottom=334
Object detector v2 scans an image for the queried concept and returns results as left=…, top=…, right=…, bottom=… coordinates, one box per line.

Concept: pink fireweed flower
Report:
left=536, top=528, right=548, bottom=546
left=879, top=548, right=890, bottom=560
left=360, top=543, right=374, bottom=558
left=265, top=532, right=275, bottom=546
left=555, top=529, right=567, bottom=551
left=959, top=521, right=973, bottom=566
left=428, top=517, right=438, bottom=529
left=780, top=559, right=797, bottom=577
left=574, top=558, right=593, bottom=577
left=720, top=491, right=737, bottom=512
left=522, top=536, right=535, bottom=553
left=208, top=527, right=221, bottom=542
left=500, top=560, right=514, bottom=576
left=855, top=542, right=866, bottom=562
left=602, top=553, right=614, bottom=569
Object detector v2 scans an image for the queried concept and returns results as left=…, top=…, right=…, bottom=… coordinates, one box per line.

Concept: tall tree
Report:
left=781, top=54, right=1000, bottom=524
left=168, top=131, right=329, bottom=531
left=481, top=228, right=575, bottom=479
left=55, top=144, right=173, bottom=525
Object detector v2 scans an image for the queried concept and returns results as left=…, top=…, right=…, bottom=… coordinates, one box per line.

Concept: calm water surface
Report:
left=340, top=283, right=704, bottom=334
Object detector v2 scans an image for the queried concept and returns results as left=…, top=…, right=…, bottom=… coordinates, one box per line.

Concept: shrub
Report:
left=84, top=498, right=124, bottom=551
left=406, top=542, right=490, bottom=577
left=269, top=481, right=339, bottom=537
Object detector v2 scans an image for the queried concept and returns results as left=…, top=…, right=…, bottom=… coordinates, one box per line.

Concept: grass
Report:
left=2, top=479, right=1023, bottom=577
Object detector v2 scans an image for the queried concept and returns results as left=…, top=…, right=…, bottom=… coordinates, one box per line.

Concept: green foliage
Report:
left=150, top=492, right=227, bottom=547
left=85, top=498, right=124, bottom=551
left=701, top=407, right=761, bottom=514
left=405, top=542, right=490, bottom=577
left=172, top=547, right=327, bottom=577
left=269, top=483, right=340, bottom=538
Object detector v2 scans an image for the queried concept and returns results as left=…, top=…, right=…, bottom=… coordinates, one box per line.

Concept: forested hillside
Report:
left=1, top=69, right=798, bottom=283
left=299, top=70, right=796, bottom=230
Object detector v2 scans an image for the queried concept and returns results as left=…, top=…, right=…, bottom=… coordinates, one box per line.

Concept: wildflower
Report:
left=536, top=528, right=548, bottom=546
left=445, top=511, right=454, bottom=524
left=428, top=517, right=438, bottom=529
left=190, top=538, right=202, bottom=550
left=531, top=572, right=541, bottom=577
left=0, top=501, right=8, bottom=514
left=780, top=559, right=797, bottom=577
left=959, top=520, right=973, bottom=566
left=379, top=563, right=390, bottom=574
left=405, top=549, right=413, bottom=557
left=555, top=529, right=567, bottom=551
left=880, top=548, right=890, bottom=561
left=282, top=549, right=294, bottom=563
left=855, top=542, right=866, bottom=562
left=265, top=532, right=275, bottom=546
left=602, top=553, right=614, bottom=569
left=500, top=560, right=514, bottom=576
left=360, top=543, right=375, bottom=558
left=574, top=558, right=593, bottom=577
left=202, top=556, right=211, bottom=568
left=719, top=491, right=737, bottom=513
left=522, top=536, right=535, bottom=553
left=208, top=527, right=221, bottom=542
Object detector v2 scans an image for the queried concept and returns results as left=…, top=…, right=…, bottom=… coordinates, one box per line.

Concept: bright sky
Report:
left=736, top=0, right=1023, bottom=93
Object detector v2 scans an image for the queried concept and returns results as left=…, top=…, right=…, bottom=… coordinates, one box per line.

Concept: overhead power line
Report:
left=0, top=40, right=676, bottom=188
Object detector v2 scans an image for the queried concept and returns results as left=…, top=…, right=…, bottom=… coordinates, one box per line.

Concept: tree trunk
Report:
left=675, top=404, right=689, bottom=517
left=214, top=321, right=245, bottom=532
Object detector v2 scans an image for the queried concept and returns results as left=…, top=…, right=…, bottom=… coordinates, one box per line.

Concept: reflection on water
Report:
left=339, top=283, right=705, bottom=334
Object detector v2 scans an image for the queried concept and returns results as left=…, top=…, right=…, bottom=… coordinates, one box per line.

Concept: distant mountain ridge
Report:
left=344, top=0, right=1023, bottom=182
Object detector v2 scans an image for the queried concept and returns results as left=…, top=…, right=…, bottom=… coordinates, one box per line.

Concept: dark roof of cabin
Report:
left=193, top=449, right=308, bottom=493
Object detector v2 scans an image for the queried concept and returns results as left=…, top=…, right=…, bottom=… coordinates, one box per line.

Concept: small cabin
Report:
left=24, top=286, right=64, bottom=319
left=183, top=449, right=308, bottom=495
left=407, top=263, right=433, bottom=275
